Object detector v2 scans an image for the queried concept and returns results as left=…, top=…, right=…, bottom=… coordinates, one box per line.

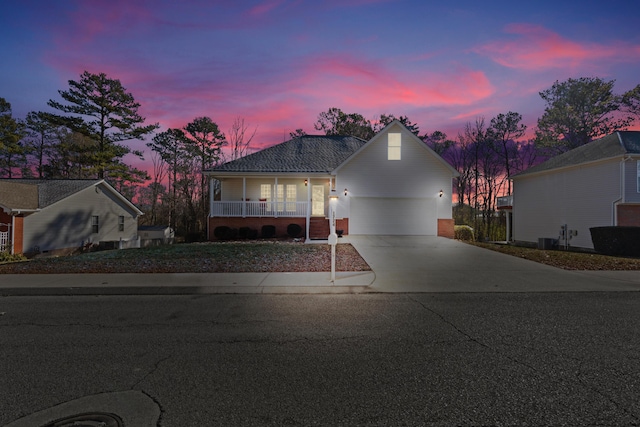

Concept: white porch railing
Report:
left=497, top=195, right=513, bottom=208
left=212, top=201, right=307, bottom=217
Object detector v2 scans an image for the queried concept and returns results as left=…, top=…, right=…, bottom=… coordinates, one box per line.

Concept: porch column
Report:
left=214, top=177, right=222, bottom=217
left=274, top=177, right=278, bottom=218
left=242, top=177, right=246, bottom=218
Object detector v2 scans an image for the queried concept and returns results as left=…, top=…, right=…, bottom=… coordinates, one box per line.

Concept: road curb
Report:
left=0, top=285, right=373, bottom=296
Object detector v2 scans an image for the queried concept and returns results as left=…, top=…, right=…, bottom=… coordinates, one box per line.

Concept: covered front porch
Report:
left=208, top=175, right=342, bottom=241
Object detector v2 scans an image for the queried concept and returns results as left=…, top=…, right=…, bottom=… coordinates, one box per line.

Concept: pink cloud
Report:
left=248, top=0, right=286, bottom=16
left=475, top=23, right=640, bottom=70
left=292, top=55, right=494, bottom=111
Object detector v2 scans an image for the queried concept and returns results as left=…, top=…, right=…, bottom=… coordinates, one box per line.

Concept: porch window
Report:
left=261, top=184, right=272, bottom=211
left=276, top=185, right=285, bottom=211
left=286, top=185, right=297, bottom=212
left=118, top=215, right=125, bottom=232
left=263, top=184, right=297, bottom=212
left=388, top=133, right=401, bottom=160
left=91, top=215, right=99, bottom=233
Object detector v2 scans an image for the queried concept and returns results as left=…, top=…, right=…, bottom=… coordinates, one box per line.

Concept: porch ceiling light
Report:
left=439, top=189, right=443, bottom=197
left=329, top=190, right=339, bottom=201
left=344, top=188, right=348, bottom=196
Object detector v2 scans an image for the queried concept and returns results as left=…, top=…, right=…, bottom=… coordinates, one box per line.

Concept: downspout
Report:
left=614, top=156, right=632, bottom=225
left=11, top=215, right=15, bottom=255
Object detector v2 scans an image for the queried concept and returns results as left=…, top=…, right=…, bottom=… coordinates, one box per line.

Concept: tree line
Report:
left=2, top=72, right=639, bottom=241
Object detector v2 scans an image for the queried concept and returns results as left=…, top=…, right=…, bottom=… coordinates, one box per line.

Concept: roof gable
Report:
left=207, top=135, right=367, bottom=174
left=513, top=131, right=640, bottom=179
left=335, top=120, right=460, bottom=176
left=0, top=179, right=143, bottom=215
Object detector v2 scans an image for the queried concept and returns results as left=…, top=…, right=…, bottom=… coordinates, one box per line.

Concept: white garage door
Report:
left=349, top=197, right=437, bottom=235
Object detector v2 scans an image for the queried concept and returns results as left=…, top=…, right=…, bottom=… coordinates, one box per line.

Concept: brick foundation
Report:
left=209, top=217, right=306, bottom=240
left=437, top=218, right=454, bottom=239
left=618, top=204, right=640, bottom=226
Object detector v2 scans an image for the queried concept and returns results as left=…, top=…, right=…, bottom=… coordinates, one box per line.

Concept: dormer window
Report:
left=388, top=133, right=401, bottom=160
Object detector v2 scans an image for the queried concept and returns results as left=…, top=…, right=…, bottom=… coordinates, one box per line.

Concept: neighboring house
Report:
left=0, top=179, right=143, bottom=255
left=138, top=225, right=175, bottom=246
left=506, top=131, right=640, bottom=250
left=204, top=120, right=459, bottom=240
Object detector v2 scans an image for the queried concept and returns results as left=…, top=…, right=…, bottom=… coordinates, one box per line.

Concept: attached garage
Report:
left=349, top=197, right=437, bottom=235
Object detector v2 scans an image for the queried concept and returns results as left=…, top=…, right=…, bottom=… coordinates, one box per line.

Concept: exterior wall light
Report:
left=439, top=189, right=443, bottom=197
left=344, top=188, right=348, bottom=196
left=304, top=179, right=308, bottom=186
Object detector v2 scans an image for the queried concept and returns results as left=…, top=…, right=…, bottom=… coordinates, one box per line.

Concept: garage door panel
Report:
left=350, top=197, right=436, bottom=235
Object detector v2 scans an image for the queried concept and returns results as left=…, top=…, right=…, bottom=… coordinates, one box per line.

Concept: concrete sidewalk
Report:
left=1, top=236, right=639, bottom=295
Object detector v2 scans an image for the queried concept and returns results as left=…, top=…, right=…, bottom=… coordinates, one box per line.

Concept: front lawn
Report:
left=0, top=241, right=371, bottom=274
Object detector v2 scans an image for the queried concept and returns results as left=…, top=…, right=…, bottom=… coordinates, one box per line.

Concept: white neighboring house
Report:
left=506, top=131, right=640, bottom=250
left=138, top=225, right=175, bottom=246
left=204, top=120, right=459, bottom=240
left=0, top=179, right=143, bottom=255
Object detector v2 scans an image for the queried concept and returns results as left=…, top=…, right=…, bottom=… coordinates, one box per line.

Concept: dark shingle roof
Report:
left=513, top=131, right=640, bottom=178
left=0, top=179, right=101, bottom=209
left=0, top=181, right=39, bottom=210
left=208, top=135, right=367, bottom=173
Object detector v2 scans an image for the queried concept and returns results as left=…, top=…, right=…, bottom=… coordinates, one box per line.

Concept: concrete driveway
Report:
left=348, top=235, right=640, bottom=292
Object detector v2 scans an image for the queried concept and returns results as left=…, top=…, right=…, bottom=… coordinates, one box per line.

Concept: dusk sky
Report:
left=3, top=0, right=640, bottom=162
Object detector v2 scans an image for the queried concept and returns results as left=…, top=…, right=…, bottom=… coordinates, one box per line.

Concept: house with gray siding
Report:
left=509, top=131, right=640, bottom=250
left=205, top=120, right=459, bottom=240
left=0, top=179, right=143, bottom=255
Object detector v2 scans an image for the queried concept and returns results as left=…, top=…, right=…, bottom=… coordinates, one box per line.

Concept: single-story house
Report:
left=507, top=131, right=640, bottom=250
left=204, top=120, right=459, bottom=241
left=138, top=225, right=175, bottom=246
left=0, top=179, right=143, bottom=255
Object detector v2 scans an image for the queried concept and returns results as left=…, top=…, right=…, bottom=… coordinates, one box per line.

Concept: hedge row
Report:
left=214, top=223, right=303, bottom=240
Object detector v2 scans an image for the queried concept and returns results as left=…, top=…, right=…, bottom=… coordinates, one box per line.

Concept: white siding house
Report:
left=510, top=131, right=640, bottom=250
left=205, top=120, right=459, bottom=240
left=0, top=179, right=143, bottom=255
left=335, top=123, right=455, bottom=235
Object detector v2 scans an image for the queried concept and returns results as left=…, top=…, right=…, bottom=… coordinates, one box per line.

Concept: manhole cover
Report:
left=41, top=412, right=123, bottom=427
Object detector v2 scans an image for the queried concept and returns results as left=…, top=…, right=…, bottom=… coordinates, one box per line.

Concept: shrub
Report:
left=261, top=225, right=276, bottom=238
left=213, top=226, right=237, bottom=240
left=590, top=226, right=640, bottom=257
left=0, top=251, right=27, bottom=264
left=287, top=223, right=302, bottom=238
left=454, top=225, right=475, bottom=241
left=238, top=227, right=251, bottom=239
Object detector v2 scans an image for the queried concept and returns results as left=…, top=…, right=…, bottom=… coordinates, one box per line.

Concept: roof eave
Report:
left=205, top=171, right=335, bottom=178
left=511, top=154, right=631, bottom=180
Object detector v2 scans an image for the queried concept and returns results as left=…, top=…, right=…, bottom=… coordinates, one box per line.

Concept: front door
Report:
left=312, top=185, right=324, bottom=216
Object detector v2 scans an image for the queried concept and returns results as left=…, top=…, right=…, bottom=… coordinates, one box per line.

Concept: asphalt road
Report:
left=2, top=293, right=640, bottom=426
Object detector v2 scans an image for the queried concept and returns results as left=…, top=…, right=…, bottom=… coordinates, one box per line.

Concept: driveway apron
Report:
left=347, top=235, right=640, bottom=292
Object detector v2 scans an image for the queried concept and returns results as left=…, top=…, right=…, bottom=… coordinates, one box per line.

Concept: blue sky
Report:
left=2, top=0, right=640, bottom=160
